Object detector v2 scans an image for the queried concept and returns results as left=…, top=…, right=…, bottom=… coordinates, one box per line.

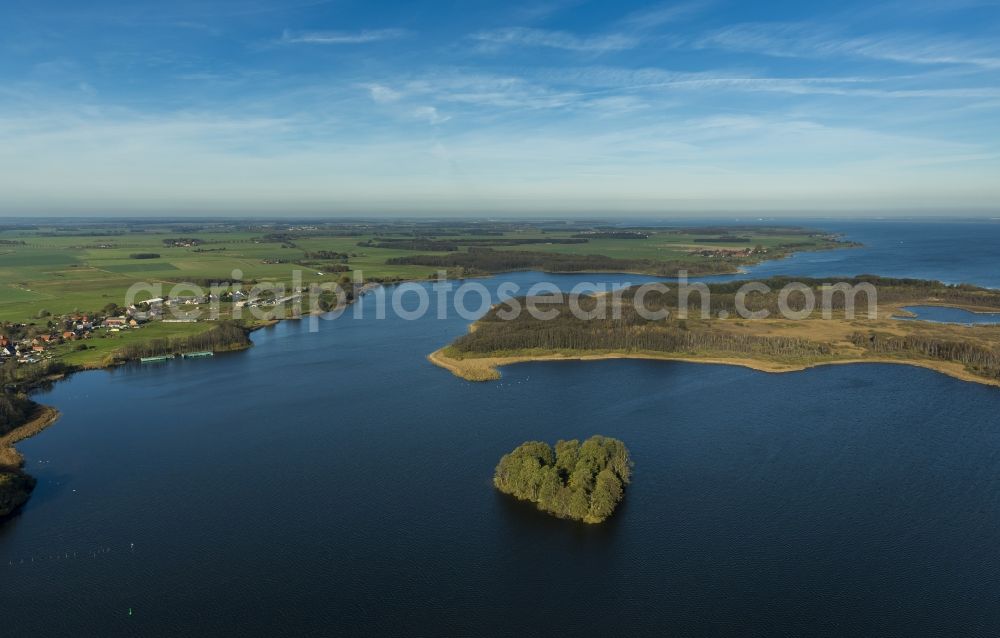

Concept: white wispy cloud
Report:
left=403, top=73, right=576, bottom=110
left=365, top=83, right=404, bottom=103
left=469, top=27, right=637, bottom=53
left=617, top=1, right=712, bottom=30
left=1, top=102, right=997, bottom=214
left=351, top=64, right=1000, bottom=133
left=519, top=65, right=1000, bottom=102
left=279, top=28, right=408, bottom=45
left=0, top=104, right=998, bottom=213
left=696, top=22, right=1000, bottom=69
left=411, top=105, right=451, bottom=125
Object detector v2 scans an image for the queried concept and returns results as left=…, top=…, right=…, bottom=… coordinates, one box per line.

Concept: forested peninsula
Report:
left=494, top=436, right=632, bottom=523
left=432, top=276, right=1000, bottom=387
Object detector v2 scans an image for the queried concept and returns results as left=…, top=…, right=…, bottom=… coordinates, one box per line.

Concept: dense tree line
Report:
left=494, top=436, right=632, bottom=523
left=129, top=253, right=161, bottom=259
left=176, top=277, right=252, bottom=288
left=303, top=251, right=350, bottom=261
left=359, top=239, right=460, bottom=251
left=607, top=276, right=1000, bottom=317
left=1, top=359, right=71, bottom=392
left=0, top=388, right=44, bottom=518
left=113, top=321, right=251, bottom=361
left=572, top=231, right=648, bottom=239
left=0, top=471, right=35, bottom=518
left=0, top=394, right=34, bottom=437
left=297, top=262, right=351, bottom=272
left=387, top=247, right=737, bottom=276
left=450, top=277, right=1000, bottom=367
left=664, top=226, right=822, bottom=236
left=361, top=237, right=589, bottom=251
left=454, top=238, right=589, bottom=246
left=454, top=311, right=831, bottom=360
left=850, top=332, right=1000, bottom=378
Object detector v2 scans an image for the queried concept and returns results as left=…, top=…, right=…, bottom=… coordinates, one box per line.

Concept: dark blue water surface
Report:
left=899, top=306, right=1000, bottom=325
left=703, top=218, right=1000, bottom=288
left=4, top=221, right=1000, bottom=637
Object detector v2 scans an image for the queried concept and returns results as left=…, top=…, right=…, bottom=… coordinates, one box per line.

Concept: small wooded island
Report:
left=494, top=436, right=632, bottom=524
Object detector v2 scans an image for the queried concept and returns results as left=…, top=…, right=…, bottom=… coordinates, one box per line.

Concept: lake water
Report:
left=4, top=220, right=1000, bottom=636
left=899, top=305, right=1000, bottom=325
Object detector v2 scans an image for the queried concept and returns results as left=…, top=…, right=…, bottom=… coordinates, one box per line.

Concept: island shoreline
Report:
left=428, top=347, right=1000, bottom=389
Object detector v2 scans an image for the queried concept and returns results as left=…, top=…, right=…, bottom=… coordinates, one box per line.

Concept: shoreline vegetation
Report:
left=0, top=404, right=60, bottom=519
left=494, top=436, right=632, bottom=524
left=430, top=276, right=1000, bottom=389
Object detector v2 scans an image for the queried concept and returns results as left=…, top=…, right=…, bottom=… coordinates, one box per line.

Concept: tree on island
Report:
left=493, top=435, right=632, bottom=524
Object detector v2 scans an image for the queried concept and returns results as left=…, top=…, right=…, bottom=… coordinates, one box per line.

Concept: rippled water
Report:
left=4, top=221, right=1000, bottom=636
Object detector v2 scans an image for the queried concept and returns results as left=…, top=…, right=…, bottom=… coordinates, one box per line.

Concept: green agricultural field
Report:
left=0, top=221, right=850, bottom=317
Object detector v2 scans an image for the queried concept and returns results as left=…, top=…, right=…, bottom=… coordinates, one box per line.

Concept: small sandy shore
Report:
left=0, top=405, right=62, bottom=470
left=429, top=348, right=1000, bottom=389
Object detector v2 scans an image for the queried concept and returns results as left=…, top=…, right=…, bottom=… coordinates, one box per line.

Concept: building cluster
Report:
left=688, top=247, right=769, bottom=258
left=0, top=305, right=155, bottom=364
left=0, top=317, right=94, bottom=363
left=0, top=292, right=232, bottom=366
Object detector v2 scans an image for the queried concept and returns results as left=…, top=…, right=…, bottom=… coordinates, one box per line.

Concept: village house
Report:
left=68, top=314, right=94, bottom=330
left=103, top=317, right=127, bottom=328
left=167, top=296, right=204, bottom=306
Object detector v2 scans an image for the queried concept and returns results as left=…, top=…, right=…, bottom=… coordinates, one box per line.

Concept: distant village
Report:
left=1, top=309, right=145, bottom=365
left=0, top=296, right=198, bottom=365
left=688, top=246, right=769, bottom=258
left=0, top=274, right=385, bottom=368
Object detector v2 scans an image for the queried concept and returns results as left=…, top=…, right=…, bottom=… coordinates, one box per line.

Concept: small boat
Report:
left=139, top=355, right=171, bottom=363
left=181, top=351, right=214, bottom=358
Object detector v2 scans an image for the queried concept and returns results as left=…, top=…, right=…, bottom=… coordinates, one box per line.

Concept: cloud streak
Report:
left=696, top=22, right=1000, bottom=69
left=470, top=27, right=637, bottom=53
left=618, top=1, right=713, bottom=30
left=279, top=28, right=408, bottom=45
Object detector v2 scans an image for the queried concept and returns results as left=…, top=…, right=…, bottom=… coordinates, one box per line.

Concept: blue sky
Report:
left=2, top=0, right=999, bottom=216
